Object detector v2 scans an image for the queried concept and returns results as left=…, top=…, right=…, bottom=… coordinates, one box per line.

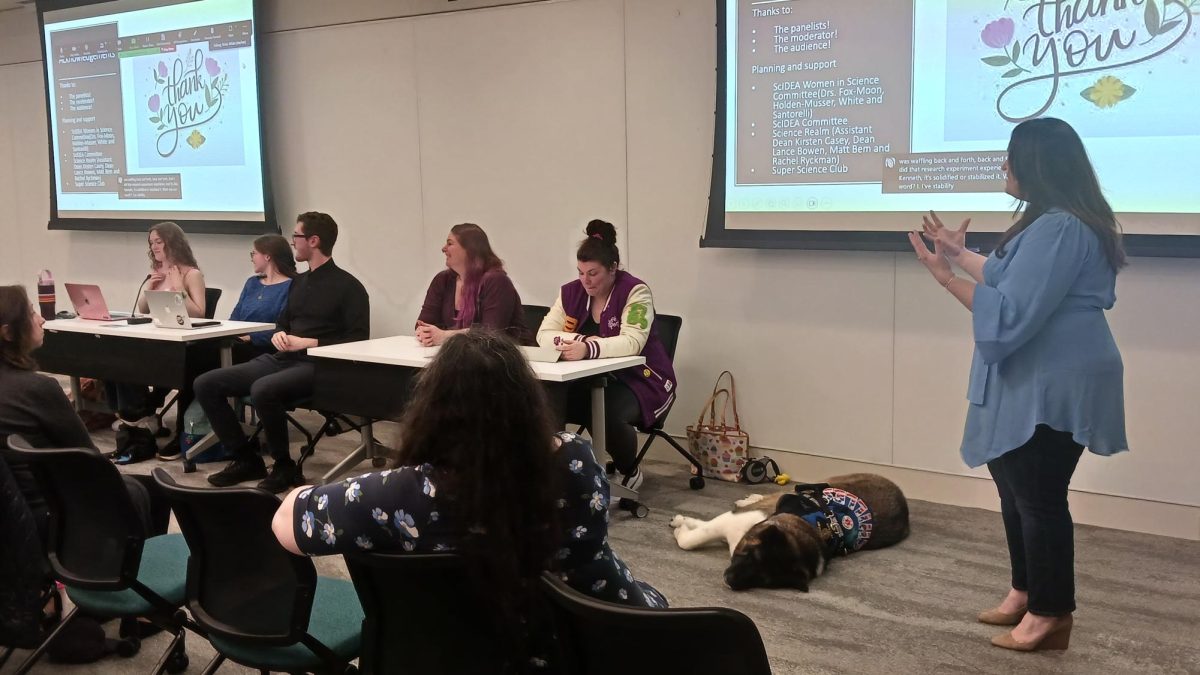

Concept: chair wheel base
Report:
left=689, top=476, right=705, bottom=490
left=619, top=498, right=649, bottom=518
left=164, top=652, right=188, bottom=674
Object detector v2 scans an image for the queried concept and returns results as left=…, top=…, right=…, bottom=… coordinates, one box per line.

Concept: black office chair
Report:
left=540, top=572, right=772, bottom=675
left=344, top=552, right=512, bottom=674
left=152, top=469, right=362, bottom=674
left=626, top=314, right=706, bottom=489
left=576, top=313, right=706, bottom=490
left=155, top=286, right=223, bottom=435
left=523, top=304, right=551, bottom=335
left=1, top=436, right=193, bottom=675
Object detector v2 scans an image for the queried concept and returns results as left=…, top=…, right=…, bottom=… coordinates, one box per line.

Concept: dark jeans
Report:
left=987, top=424, right=1085, bottom=617
left=104, top=382, right=153, bottom=421
left=565, top=378, right=641, bottom=475
left=193, top=354, right=314, bottom=463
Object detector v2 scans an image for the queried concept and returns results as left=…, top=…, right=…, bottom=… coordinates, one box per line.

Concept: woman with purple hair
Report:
left=415, top=223, right=531, bottom=346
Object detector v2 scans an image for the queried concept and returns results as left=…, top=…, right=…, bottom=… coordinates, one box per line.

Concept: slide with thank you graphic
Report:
left=705, top=0, right=1200, bottom=256
left=40, top=0, right=274, bottom=233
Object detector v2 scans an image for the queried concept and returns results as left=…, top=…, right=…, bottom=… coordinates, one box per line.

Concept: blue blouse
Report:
left=962, top=209, right=1128, bottom=467
left=229, top=276, right=291, bottom=348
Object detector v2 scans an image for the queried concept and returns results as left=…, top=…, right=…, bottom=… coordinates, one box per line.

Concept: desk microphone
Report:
left=126, top=274, right=154, bottom=325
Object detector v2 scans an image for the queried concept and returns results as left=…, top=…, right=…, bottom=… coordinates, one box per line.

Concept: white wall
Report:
left=1, top=0, right=1196, bottom=536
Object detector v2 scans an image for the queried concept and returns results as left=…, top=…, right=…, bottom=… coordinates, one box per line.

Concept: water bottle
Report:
left=37, top=270, right=56, bottom=320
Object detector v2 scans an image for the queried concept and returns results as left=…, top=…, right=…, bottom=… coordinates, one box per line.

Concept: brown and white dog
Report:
left=670, top=473, right=910, bottom=591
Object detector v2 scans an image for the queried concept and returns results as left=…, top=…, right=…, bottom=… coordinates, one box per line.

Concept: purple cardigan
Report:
left=417, top=268, right=531, bottom=344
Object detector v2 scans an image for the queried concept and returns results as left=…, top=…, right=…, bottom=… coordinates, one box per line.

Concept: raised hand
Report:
left=921, top=210, right=970, bottom=258
left=907, top=231, right=953, bottom=286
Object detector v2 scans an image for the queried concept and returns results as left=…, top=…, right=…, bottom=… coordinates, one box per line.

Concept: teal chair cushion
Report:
left=209, top=576, right=364, bottom=671
left=66, top=533, right=189, bottom=617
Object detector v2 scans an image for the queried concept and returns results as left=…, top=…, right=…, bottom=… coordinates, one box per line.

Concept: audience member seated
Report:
left=272, top=330, right=667, bottom=664
left=196, top=212, right=370, bottom=493
left=416, top=223, right=531, bottom=346
left=537, top=219, right=678, bottom=491
left=229, top=234, right=297, bottom=362
left=0, top=284, right=170, bottom=544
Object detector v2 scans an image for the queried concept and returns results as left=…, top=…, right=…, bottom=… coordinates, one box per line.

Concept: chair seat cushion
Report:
left=66, top=533, right=189, bottom=617
left=209, top=576, right=364, bottom=671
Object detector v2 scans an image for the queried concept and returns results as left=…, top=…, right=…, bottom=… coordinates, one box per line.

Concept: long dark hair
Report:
left=253, top=234, right=298, bottom=278
left=147, top=221, right=200, bottom=270
left=394, top=330, right=558, bottom=657
left=450, top=223, right=505, bottom=328
left=0, top=286, right=37, bottom=370
left=996, top=118, right=1126, bottom=270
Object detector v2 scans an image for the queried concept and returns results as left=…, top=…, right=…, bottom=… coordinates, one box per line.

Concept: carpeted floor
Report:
left=5, top=413, right=1198, bottom=674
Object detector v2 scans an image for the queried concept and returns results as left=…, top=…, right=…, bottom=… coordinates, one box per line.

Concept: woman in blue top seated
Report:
left=230, top=234, right=296, bottom=362
left=272, top=330, right=667, bottom=669
left=910, top=117, right=1127, bottom=653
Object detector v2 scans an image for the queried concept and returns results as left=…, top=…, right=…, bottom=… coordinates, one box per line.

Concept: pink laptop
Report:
left=64, top=283, right=132, bottom=321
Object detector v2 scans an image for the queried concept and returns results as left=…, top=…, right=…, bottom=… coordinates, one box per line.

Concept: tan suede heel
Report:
left=977, top=605, right=1027, bottom=626
left=991, top=615, right=1073, bottom=652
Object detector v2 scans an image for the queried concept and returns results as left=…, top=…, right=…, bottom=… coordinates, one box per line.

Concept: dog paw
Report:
left=734, top=494, right=764, bottom=509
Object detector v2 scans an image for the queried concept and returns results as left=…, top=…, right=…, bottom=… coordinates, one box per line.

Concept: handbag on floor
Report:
left=685, top=371, right=752, bottom=482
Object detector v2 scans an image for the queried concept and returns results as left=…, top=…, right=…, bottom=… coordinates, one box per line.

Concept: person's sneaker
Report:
left=156, top=437, right=182, bottom=461
left=207, top=456, right=268, bottom=487
left=620, top=468, right=644, bottom=492
left=258, top=460, right=303, bottom=494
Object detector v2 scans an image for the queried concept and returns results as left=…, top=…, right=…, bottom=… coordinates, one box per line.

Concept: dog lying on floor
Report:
left=670, top=473, right=910, bottom=591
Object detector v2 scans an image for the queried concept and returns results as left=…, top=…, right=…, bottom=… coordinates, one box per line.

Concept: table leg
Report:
left=592, top=384, right=638, bottom=501
left=321, top=421, right=385, bottom=483
left=70, top=376, right=83, bottom=413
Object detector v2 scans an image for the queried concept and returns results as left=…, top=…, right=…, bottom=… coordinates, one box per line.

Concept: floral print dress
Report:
left=290, top=432, right=668, bottom=609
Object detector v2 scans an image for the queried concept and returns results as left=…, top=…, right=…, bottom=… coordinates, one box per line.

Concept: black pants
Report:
left=987, top=425, right=1084, bottom=617
left=193, top=354, right=315, bottom=462
left=565, top=379, right=642, bottom=475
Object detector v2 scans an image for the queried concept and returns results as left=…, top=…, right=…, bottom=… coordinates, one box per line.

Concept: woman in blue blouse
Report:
left=272, top=330, right=667, bottom=668
left=230, top=235, right=296, bottom=361
left=910, top=118, right=1127, bottom=653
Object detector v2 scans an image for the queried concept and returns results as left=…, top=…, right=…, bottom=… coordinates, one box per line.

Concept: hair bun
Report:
left=584, top=219, right=617, bottom=246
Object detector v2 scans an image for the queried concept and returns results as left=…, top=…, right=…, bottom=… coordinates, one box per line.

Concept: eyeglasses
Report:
left=291, top=233, right=309, bottom=239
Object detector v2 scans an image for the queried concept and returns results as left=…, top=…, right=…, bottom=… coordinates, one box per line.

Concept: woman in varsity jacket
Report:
left=537, top=219, right=677, bottom=490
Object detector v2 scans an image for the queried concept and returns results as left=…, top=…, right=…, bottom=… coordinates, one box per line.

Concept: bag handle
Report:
left=705, top=371, right=742, bottom=429
left=696, top=385, right=741, bottom=430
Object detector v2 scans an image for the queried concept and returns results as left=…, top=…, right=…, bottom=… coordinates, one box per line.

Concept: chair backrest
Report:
left=1, top=435, right=146, bottom=590
left=652, top=313, right=683, bottom=360
left=523, top=304, right=551, bottom=335
left=540, top=573, right=772, bottom=675
left=151, top=469, right=316, bottom=646
left=204, top=287, right=222, bottom=320
left=344, top=552, right=510, bottom=674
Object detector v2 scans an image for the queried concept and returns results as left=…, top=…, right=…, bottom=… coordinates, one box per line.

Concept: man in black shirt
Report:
left=197, top=212, right=370, bottom=492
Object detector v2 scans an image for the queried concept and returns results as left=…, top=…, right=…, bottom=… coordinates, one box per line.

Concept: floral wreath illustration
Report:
left=980, top=0, right=1198, bottom=109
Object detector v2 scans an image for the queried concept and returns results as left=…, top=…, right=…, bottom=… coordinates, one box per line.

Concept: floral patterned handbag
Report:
left=686, top=371, right=751, bottom=482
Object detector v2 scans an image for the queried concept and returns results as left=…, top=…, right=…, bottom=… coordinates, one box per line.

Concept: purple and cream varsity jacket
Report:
left=537, top=270, right=676, bottom=428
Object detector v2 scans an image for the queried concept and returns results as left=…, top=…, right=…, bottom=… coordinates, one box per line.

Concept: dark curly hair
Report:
left=393, top=329, right=559, bottom=663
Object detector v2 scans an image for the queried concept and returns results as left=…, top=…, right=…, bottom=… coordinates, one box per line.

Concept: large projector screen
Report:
left=704, top=0, right=1200, bottom=257
left=38, top=0, right=275, bottom=234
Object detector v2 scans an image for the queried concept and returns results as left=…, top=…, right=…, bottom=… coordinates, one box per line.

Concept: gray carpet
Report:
left=5, top=414, right=1198, bottom=674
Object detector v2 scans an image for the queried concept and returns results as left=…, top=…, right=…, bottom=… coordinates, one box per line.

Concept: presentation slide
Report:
left=40, top=0, right=272, bottom=232
left=713, top=0, right=1200, bottom=246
